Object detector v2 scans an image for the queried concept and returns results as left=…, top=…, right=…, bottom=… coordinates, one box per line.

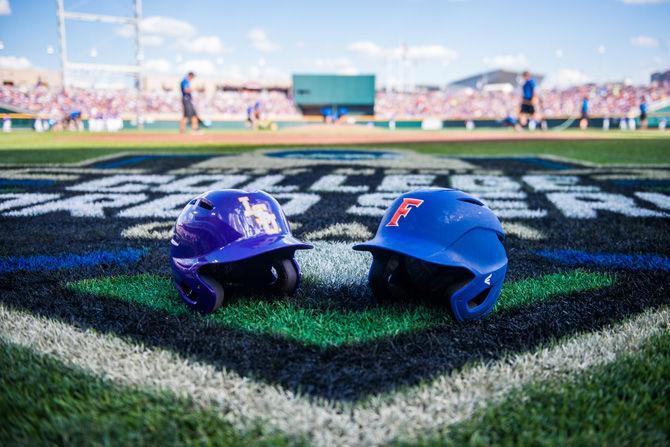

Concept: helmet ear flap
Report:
left=369, top=253, right=408, bottom=303
left=196, top=274, right=225, bottom=313
left=268, top=257, right=300, bottom=296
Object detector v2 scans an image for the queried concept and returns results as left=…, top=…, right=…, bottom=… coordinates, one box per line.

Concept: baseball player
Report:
left=516, top=71, right=538, bottom=130
left=179, top=72, right=199, bottom=133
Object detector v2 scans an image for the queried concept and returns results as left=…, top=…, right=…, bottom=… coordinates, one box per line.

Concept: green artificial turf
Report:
left=0, top=146, right=247, bottom=164
left=67, top=270, right=615, bottom=347
left=0, top=341, right=298, bottom=447
left=492, top=270, right=616, bottom=312
left=0, top=131, right=669, bottom=164
left=403, top=137, right=670, bottom=165
left=408, top=330, right=670, bottom=446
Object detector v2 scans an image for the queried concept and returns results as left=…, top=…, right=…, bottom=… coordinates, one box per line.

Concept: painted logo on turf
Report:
left=265, top=149, right=403, bottom=161
left=238, top=196, right=281, bottom=234
left=386, top=198, right=424, bottom=227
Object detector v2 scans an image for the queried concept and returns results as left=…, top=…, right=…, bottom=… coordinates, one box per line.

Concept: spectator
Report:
left=2, top=114, right=11, bottom=132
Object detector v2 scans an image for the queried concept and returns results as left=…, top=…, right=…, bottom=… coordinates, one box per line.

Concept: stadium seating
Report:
left=1, top=82, right=668, bottom=120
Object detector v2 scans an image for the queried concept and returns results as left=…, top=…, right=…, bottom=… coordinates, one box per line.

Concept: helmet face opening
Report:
left=198, top=250, right=299, bottom=294
left=403, top=255, right=474, bottom=297
left=369, top=251, right=504, bottom=320
left=370, top=252, right=475, bottom=304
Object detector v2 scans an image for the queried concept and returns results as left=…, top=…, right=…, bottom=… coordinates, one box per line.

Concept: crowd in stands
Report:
left=0, top=85, right=301, bottom=119
left=2, top=81, right=669, bottom=121
left=375, top=82, right=670, bottom=119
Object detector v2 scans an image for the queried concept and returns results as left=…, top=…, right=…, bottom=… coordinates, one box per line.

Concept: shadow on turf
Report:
left=1, top=267, right=668, bottom=402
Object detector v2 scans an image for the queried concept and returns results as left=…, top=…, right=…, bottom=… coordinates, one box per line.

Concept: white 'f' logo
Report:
left=238, top=196, right=281, bottom=235
left=484, top=274, right=492, bottom=285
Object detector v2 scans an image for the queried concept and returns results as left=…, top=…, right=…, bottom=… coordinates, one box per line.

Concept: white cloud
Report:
left=178, top=59, right=216, bottom=76
left=118, top=17, right=228, bottom=54
left=402, top=45, right=459, bottom=62
left=115, top=25, right=134, bottom=39
left=545, top=69, right=592, bottom=88
left=144, top=58, right=172, bottom=73
left=348, top=41, right=385, bottom=58
left=222, top=65, right=244, bottom=81
left=246, top=28, right=280, bottom=52
left=117, top=16, right=196, bottom=42
left=0, top=0, right=10, bottom=15
left=337, top=66, right=360, bottom=75
left=619, top=0, right=668, bottom=4
left=142, top=35, right=164, bottom=47
left=248, top=64, right=289, bottom=84
left=348, top=41, right=458, bottom=63
left=313, top=57, right=354, bottom=69
left=142, top=16, right=196, bottom=38
left=630, top=35, right=660, bottom=48
left=311, top=57, right=359, bottom=75
left=178, top=35, right=228, bottom=54
left=482, top=53, right=528, bottom=70
left=0, top=55, right=31, bottom=69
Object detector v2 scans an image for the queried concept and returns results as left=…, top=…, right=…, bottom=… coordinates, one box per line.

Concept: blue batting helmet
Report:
left=353, top=188, right=507, bottom=321
left=170, top=189, right=312, bottom=313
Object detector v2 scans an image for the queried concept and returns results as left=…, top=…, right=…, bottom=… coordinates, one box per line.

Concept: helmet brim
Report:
left=204, top=234, right=313, bottom=264
left=353, top=229, right=506, bottom=276
left=353, top=237, right=463, bottom=269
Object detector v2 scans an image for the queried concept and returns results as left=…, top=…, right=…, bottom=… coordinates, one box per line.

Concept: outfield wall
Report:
left=2, top=115, right=668, bottom=131
left=293, top=74, right=376, bottom=116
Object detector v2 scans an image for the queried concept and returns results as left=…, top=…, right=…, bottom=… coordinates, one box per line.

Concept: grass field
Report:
left=1, top=129, right=669, bottom=446
left=1, top=129, right=670, bottom=164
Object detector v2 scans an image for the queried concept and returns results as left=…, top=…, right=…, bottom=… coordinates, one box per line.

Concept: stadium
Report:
left=1, top=0, right=670, bottom=446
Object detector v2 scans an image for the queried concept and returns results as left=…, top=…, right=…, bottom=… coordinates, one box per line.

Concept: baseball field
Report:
left=1, top=127, right=669, bottom=446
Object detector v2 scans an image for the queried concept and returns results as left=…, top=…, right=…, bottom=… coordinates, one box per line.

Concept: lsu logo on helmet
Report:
left=239, top=196, right=281, bottom=234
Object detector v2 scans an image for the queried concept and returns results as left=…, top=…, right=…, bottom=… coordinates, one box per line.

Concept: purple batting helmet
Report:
left=170, top=189, right=312, bottom=313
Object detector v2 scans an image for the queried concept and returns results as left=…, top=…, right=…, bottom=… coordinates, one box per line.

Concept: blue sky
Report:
left=0, top=0, right=669, bottom=87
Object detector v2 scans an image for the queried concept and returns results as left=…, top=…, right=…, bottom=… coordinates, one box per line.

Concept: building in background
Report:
left=651, top=70, right=670, bottom=84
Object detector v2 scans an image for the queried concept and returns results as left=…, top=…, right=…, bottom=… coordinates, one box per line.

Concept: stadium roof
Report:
left=449, top=70, right=544, bottom=90
left=651, top=70, right=670, bottom=84
left=0, top=102, right=31, bottom=114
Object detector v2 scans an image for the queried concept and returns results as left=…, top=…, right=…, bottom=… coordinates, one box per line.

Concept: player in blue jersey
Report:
left=179, top=72, right=199, bottom=134
left=639, top=97, right=648, bottom=130
left=502, top=114, right=517, bottom=128
left=516, top=71, right=537, bottom=130
left=580, top=95, right=589, bottom=130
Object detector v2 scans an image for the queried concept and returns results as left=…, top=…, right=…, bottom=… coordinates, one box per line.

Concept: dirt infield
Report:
left=62, top=125, right=608, bottom=146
